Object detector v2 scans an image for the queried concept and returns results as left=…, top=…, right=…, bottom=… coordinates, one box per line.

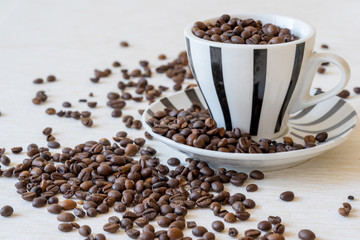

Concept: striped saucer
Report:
left=142, top=87, right=358, bottom=171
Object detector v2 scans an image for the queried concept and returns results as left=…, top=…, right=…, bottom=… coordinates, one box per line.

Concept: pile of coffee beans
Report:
left=148, top=106, right=328, bottom=153
left=192, top=14, right=299, bottom=44
left=1, top=130, right=297, bottom=239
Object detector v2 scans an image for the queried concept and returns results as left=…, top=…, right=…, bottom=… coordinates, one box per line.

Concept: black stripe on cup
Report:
left=290, top=105, right=315, bottom=120
left=160, top=97, right=177, bottom=110
left=250, top=49, right=267, bottom=135
left=274, top=42, right=305, bottom=133
left=186, top=37, right=211, bottom=115
left=185, top=88, right=205, bottom=109
left=210, top=46, right=232, bottom=130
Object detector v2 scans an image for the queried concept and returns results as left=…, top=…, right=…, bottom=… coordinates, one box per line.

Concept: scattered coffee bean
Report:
left=48, top=141, right=60, bottom=149
left=1, top=155, right=10, bottom=166
left=246, top=184, right=258, bottom=192
left=33, top=78, right=44, bottom=84
left=88, top=102, right=97, bottom=108
left=317, top=67, right=325, bottom=74
left=228, top=227, right=238, bottom=237
left=273, top=223, right=285, bottom=234
left=211, top=220, right=224, bottom=232
left=113, top=61, right=121, bottom=67
left=32, top=196, right=47, bottom=208
left=167, top=157, right=180, bottom=166
left=126, top=229, right=140, bottom=239
left=167, top=227, right=183, bottom=240
left=280, top=191, right=295, bottom=201
left=268, top=216, right=281, bottom=225
left=57, top=212, right=75, bottom=222
left=47, top=75, right=56, bottom=82
left=79, top=225, right=92, bottom=237
left=62, top=102, right=71, bottom=108
left=343, top=202, right=352, bottom=210
left=321, top=44, right=329, bottom=49
left=348, top=195, right=354, bottom=200
left=249, top=170, right=264, bottom=179
left=338, top=207, right=350, bottom=216
left=244, top=229, right=261, bottom=238
left=95, top=234, right=106, bottom=240
left=337, top=89, right=350, bottom=98
left=298, top=229, right=316, bottom=240
left=103, top=222, right=120, bottom=233
left=257, top=220, right=272, bottom=231
left=11, top=146, right=22, bottom=154
left=59, top=199, right=77, bottom=210
left=353, top=87, right=360, bottom=94
left=81, top=118, right=93, bottom=127
left=267, top=233, right=285, bottom=240
left=120, top=41, right=129, bottom=47
left=47, top=204, right=63, bottom=214
left=192, top=226, right=208, bottom=237
left=42, top=127, right=52, bottom=136
left=243, top=199, right=256, bottom=209
left=58, top=223, right=73, bottom=232
left=158, top=54, right=166, bottom=60
left=0, top=205, right=13, bottom=217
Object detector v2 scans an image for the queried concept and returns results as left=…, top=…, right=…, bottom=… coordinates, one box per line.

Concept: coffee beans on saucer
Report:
left=192, top=14, right=299, bottom=44
left=148, top=105, right=328, bottom=153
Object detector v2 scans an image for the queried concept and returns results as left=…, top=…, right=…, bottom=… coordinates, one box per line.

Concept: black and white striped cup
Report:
left=185, top=14, right=350, bottom=139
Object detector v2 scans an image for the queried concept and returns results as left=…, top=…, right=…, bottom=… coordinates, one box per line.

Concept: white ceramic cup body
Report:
left=184, top=14, right=350, bottom=139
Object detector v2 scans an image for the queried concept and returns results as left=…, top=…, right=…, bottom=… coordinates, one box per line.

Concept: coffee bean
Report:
left=22, top=192, right=36, bottom=201
left=42, top=127, right=52, bottom=136
left=243, top=199, right=256, bottom=209
left=348, top=195, right=354, bottom=200
left=32, top=196, right=47, bottom=208
left=267, top=233, right=285, bottom=240
left=343, top=202, right=352, bottom=210
left=103, top=222, right=120, bottom=233
left=315, top=132, right=328, bottom=142
left=62, top=101, right=71, bottom=108
left=167, top=227, right=183, bottom=240
left=321, top=44, right=329, bottom=49
left=140, top=231, right=155, bottom=240
left=317, top=66, right=326, bottom=73
left=167, top=157, right=180, bottom=166
left=228, top=227, right=238, bottom=237
left=11, top=147, right=22, bottom=154
left=47, top=204, right=63, bottom=214
left=249, top=170, right=264, bottom=179
left=111, top=109, right=122, bottom=118
left=88, top=102, right=97, bottom=108
left=273, top=224, right=285, bottom=234
left=211, top=220, right=224, bottom=232
left=48, top=196, right=59, bottom=204
left=113, top=61, right=121, bottom=67
left=203, top=232, right=215, bottom=240
left=353, top=87, right=360, bottom=94
left=81, top=118, right=93, bottom=127
left=244, top=229, right=261, bottom=238
left=192, top=226, right=208, bottom=237
left=48, top=141, right=60, bottom=149
left=57, top=212, right=75, bottom=222
left=338, top=207, right=350, bottom=216
left=45, top=108, right=56, bottom=115
left=1, top=155, right=10, bottom=166
left=280, top=191, right=295, bottom=201
left=224, top=212, right=236, bottom=223
left=33, top=78, right=44, bottom=84
left=298, top=229, right=316, bottom=240
left=157, top=216, right=171, bottom=227
left=126, top=229, right=140, bottom=239
left=235, top=211, right=251, bottom=221
left=246, top=184, right=258, bottom=192
left=59, top=199, right=77, bottom=210
left=337, top=89, right=350, bottom=98
left=0, top=205, right=13, bottom=217
left=47, top=75, right=56, bottom=82
left=187, top=221, right=197, bottom=228
left=79, top=225, right=92, bottom=237
left=268, top=216, right=281, bottom=225
left=95, top=234, right=106, bottom=240
left=257, top=220, right=272, bottom=231
left=58, top=223, right=73, bottom=232
left=74, top=208, right=85, bottom=218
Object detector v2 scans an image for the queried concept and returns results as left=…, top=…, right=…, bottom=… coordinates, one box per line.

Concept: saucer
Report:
left=142, top=87, right=358, bottom=171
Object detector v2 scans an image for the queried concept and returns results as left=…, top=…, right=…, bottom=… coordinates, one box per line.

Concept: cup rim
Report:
left=184, top=13, right=316, bottom=48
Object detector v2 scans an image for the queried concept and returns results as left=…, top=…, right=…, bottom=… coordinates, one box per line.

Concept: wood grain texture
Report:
left=0, top=0, right=360, bottom=239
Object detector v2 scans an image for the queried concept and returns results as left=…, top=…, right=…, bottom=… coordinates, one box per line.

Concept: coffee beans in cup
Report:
left=192, top=14, right=299, bottom=44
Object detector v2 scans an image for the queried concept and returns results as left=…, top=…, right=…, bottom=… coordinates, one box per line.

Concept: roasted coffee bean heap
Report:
left=0, top=131, right=292, bottom=239
left=192, top=14, right=299, bottom=44
left=148, top=106, right=328, bottom=153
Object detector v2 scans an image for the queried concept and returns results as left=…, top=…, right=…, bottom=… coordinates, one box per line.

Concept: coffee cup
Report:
left=184, top=14, right=350, bottom=139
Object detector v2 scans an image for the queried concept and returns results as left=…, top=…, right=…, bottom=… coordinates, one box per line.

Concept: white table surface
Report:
left=1, top=0, right=360, bottom=239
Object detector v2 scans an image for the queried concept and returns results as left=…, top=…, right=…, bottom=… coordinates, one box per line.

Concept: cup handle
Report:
left=290, top=52, right=351, bottom=114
